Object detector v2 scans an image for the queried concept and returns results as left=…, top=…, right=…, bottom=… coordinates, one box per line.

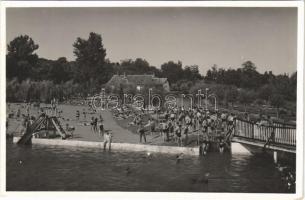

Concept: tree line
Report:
left=6, top=33, right=202, bottom=100
left=6, top=32, right=296, bottom=118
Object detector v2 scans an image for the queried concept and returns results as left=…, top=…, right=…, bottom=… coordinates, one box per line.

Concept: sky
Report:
left=6, top=7, right=297, bottom=75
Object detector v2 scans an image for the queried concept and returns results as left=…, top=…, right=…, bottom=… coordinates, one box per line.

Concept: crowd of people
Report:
left=7, top=98, right=280, bottom=153
left=114, top=103, right=283, bottom=155
left=121, top=105, right=238, bottom=154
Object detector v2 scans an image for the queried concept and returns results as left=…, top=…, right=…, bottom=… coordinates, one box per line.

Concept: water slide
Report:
left=51, top=118, right=67, bottom=139
left=17, top=116, right=45, bottom=145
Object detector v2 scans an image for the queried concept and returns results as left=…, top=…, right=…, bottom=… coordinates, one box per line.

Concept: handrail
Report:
left=234, top=118, right=296, bottom=146
left=236, top=117, right=296, bottom=128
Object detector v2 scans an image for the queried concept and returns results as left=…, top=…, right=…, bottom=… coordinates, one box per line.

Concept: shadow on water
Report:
left=6, top=139, right=295, bottom=192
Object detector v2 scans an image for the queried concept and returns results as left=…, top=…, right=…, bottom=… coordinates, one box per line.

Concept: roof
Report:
left=107, top=74, right=168, bottom=86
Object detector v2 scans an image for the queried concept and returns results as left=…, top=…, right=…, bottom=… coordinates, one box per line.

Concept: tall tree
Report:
left=73, top=32, right=108, bottom=91
left=240, top=61, right=260, bottom=89
left=7, top=35, right=39, bottom=81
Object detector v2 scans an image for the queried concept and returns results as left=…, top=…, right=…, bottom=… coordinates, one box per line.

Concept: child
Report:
left=76, top=110, right=80, bottom=121
left=174, top=123, right=182, bottom=146
left=219, top=138, right=225, bottom=153
left=199, top=140, right=209, bottom=156
left=90, top=117, right=95, bottom=132
left=93, top=118, right=98, bottom=133
left=82, top=109, right=86, bottom=120
left=65, top=123, right=75, bottom=138
left=183, top=125, right=189, bottom=146
left=99, top=123, right=104, bottom=137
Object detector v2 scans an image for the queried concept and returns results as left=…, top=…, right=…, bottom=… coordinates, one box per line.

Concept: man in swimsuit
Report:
left=174, top=122, right=182, bottom=146
left=263, top=116, right=275, bottom=149
left=138, top=123, right=147, bottom=143
left=103, top=130, right=112, bottom=151
left=218, top=137, right=225, bottom=153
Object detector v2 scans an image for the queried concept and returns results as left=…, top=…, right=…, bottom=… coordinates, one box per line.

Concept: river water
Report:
left=6, top=141, right=294, bottom=192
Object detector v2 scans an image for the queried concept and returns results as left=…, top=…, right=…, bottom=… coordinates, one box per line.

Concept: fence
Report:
left=234, top=119, right=296, bottom=146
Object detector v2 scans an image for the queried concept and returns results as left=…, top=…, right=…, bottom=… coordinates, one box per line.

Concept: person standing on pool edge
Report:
left=103, top=130, right=112, bottom=151
left=138, top=123, right=147, bottom=143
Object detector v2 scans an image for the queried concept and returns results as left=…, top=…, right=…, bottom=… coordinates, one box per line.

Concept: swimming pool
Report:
left=6, top=141, right=294, bottom=192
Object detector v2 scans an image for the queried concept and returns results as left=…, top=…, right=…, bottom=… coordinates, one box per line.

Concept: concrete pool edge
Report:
left=12, top=137, right=199, bottom=156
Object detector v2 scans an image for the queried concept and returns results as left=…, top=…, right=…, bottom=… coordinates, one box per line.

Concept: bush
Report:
left=6, top=79, right=82, bottom=103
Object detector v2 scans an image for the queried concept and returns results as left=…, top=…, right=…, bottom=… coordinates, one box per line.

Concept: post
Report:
left=148, top=88, right=152, bottom=111
left=205, top=88, right=209, bottom=111
left=251, top=122, right=254, bottom=139
left=273, top=151, right=278, bottom=164
left=209, top=95, right=217, bottom=112
left=101, top=88, right=106, bottom=110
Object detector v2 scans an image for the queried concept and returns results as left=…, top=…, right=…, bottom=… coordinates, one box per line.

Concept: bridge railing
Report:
left=234, top=119, right=296, bottom=146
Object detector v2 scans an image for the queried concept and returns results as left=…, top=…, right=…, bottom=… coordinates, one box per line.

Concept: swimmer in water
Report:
left=199, top=140, right=209, bottom=156
left=125, top=166, right=132, bottom=176
left=219, top=138, right=225, bottom=153
left=176, top=153, right=184, bottom=164
left=191, top=172, right=210, bottom=184
left=146, top=152, right=152, bottom=159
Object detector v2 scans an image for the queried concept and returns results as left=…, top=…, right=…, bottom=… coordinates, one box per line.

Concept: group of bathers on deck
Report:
left=7, top=100, right=277, bottom=153
left=119, top=105, right=237, bottom=154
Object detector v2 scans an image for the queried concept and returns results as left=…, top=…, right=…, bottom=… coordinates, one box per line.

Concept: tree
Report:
left=49, top=57, right=71, bottom=84
left=184, top=65, right=202, bottom=81
left=240, top=61, right=260, bottom=89
left=73, top=32, right=108, bottom=90
left=7, top=35, right=39, bottom=81
left=270, top=93, right=285, bottom=118
left=205, top=64, right=218, bottom=82
left=161, top=61, right=184, bottom=84
left=223, top=68, right=241, bottom=87
left=241, top=61, right=257, bottom=72
left=290, top=72, right=297, bottom=101
left=258, top=84, right=273, bottom=102
left=238, top=89, right=256, bottom=112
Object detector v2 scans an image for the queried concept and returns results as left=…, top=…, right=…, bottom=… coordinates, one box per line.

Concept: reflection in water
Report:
left=6, top=141, right=294, bottom=192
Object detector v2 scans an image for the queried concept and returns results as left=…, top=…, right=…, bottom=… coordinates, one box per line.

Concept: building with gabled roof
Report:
left=106, top=74, right=170, bottom=92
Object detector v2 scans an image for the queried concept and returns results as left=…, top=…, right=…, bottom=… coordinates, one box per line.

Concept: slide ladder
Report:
left=51, top=118, right=67, bottom=139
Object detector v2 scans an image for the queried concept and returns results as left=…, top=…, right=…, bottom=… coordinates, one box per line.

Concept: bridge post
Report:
left=273, top=151, right=278, bottom=164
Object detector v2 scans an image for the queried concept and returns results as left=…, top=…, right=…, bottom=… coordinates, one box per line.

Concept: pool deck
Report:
left=9, top=105, right=199, bottom=156
left=68, top=109, right=140, bottom=143
left=64, top=109, right=168, bottom=145
left=12, top=137, right=199, bottom=156
left=7, top=104, right=163, bottom=145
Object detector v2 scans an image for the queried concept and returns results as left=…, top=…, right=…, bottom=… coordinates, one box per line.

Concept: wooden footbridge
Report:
left=232, top=118, right=296, bottom=155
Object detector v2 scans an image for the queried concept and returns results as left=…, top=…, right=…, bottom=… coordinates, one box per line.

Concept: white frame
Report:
left=0, top=1, right=303, bottom=200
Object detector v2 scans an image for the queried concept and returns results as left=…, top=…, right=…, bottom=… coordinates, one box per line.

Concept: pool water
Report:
left=6, top=141, right=294, bottom=192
